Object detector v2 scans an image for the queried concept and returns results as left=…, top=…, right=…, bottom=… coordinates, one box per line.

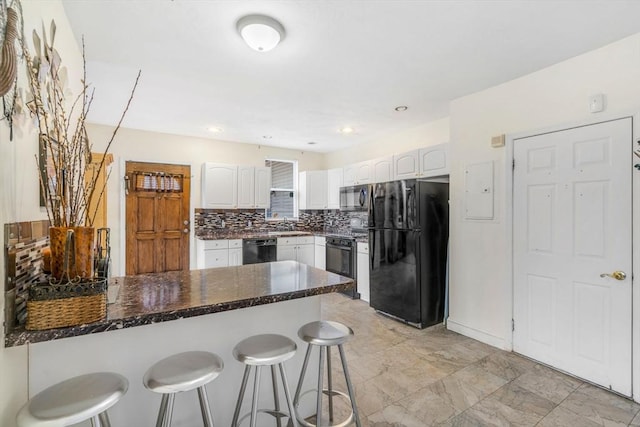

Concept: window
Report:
left=265, top=159, right=298, bottom=220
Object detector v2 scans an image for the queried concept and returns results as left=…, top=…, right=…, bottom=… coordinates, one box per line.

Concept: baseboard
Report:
left=446, top=318, right=508, bottom=350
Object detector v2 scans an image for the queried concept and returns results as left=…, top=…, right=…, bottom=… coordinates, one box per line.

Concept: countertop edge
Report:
left=5, top=282, right=354, bottom=347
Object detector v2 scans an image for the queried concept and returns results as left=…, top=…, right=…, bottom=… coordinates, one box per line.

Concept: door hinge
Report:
left=512, top=159, right=515, bottom=171
left=512, top=319, right=515, bottom=332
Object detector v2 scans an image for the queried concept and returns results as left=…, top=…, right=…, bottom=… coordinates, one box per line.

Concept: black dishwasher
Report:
left=242, top=238, right=277, bottom=264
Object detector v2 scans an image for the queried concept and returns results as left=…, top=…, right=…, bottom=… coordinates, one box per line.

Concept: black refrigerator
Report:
left=368, top=180, right=449, bottom=328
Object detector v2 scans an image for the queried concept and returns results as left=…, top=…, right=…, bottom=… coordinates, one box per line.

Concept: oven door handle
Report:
left=326, top=243, right=352, bottom=251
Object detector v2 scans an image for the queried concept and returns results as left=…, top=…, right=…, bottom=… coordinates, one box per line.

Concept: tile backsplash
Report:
left=4, top=220, right=50, bottom=332
left=194, top=209, right=366, bottom=236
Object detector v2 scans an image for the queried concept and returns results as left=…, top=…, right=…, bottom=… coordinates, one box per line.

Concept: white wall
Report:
left=0, top=1, right=84, bottom=425
left=447, top=33, right=640, bottom=354
left=86, top=124, right=326, bottom=275
left=324, top=117, right=450, bottom=168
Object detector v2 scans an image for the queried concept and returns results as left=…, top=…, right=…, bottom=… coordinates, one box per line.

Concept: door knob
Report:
left=183, top=228, right=189, bottom=234
left=600, top=271, right=626, bottom=280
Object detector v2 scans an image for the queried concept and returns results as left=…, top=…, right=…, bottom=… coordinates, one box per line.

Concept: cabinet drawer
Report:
left=277, top=237, right=296, bottom=246
left=228, top=239, right=242, bottom=248
left=297, top=236, right=315, bottom=245
left=204, top=249, right=229, bottom=268
left=201, top=240, right=229, bottom=250
left=357, top=242, right=369, bottom=254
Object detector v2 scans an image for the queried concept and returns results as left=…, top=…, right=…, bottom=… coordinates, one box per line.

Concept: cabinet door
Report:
left=314, top=244, right=326, bottom=269
left=327, top=168, right=343, bottom=209
left=300, top=170, right=328, bottom=210
left=237, top=166, right=256, bottom=208
left=255, top=166, right=271, bottom=209
left=202, top=163, right=238, bottom=208
left=229, top=248, right=242, bottom=266
left=277, top=244, right=297, bottom=261
left=418, top=143, right=450, bottom=177
left=393, top=149, right=420, bottom=180
left=355, top=160, right=372, bottom=184
left=371, top=156, right=394, bottom=183
left=297, top=244, right=315, bottom=266
left=343, top=164, right=357, bottom=186
left=204, top=249, right=229, bottom=268
left=357, top=247, right=370, bottom=303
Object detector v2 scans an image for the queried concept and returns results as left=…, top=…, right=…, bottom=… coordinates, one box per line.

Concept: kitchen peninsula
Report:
left=7, top=261, right=353, bottom=426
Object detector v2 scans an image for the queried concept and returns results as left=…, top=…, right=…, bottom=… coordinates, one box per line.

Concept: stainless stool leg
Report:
left=90, top=415, right=100, bottom=427
left=338, top=344, right=361, bottom=427
left=156, top=394, right=169, bottom=427
left=278, top=363, right=299, bottom=427
left=232, top=365, right=251, bottom=426
left=294, top=344, right=312, bottom=408
left=98, top=411, right=111, bottom=427
left=271, top=365, right=282, bottom=427
left=197, top=385, right=214, bottom=427
left=316, top=345, right=325, bottom=427
left=165, top=393, right=176, bottom=427
left=250, top=366, right=262, bottom=427
left=327, top=345, right=334, bottom=423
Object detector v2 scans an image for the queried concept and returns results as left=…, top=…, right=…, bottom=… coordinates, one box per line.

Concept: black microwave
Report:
left=340, top=185, right=369, bottom=211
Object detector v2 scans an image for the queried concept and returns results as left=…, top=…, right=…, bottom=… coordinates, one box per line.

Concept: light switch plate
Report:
left=491, top=134, right=505, bottom=148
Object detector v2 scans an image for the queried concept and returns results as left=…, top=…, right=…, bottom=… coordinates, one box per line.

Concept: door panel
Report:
left=126, top=162, right=191, bottom=275
left=513, top=118, right=632, bottom=395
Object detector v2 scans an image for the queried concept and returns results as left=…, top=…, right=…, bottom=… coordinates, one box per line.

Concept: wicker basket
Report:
left=26, top=278, right=107, bottom=330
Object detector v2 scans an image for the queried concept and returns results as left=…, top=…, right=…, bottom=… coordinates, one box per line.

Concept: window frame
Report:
left=265, top=158, right=298, bottom=221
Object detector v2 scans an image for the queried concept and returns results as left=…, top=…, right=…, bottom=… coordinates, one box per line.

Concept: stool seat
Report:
left=144, top=351, right=224, bottom=394
left=17, top=372, right=128, bottom=426
left=233, top=333, right=297, bottom=366
left=298, top=321, right=353, bottom=346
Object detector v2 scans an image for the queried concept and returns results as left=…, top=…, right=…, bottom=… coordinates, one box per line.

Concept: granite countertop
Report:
left=5, top=261, right=354, bottom=347
left=196, top=230, right=369, bottom=243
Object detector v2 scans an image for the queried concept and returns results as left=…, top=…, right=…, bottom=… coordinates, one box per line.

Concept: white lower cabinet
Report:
left=357, top=242, right=370, bottom=303
left=277, top=236, right=315, bottom=266
left=314, top=236, right=326, bottom=270
left=196, top=239, right=242, bottom=268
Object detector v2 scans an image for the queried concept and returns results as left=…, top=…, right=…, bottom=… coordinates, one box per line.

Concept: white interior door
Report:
left=513, top=117, right=632, bottom=396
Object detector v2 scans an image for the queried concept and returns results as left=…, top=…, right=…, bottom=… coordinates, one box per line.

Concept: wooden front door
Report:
left=125, top=161, right=191, bottom=275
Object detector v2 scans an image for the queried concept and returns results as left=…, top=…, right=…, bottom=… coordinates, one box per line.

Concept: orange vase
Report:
left=49, top=226, right=95, bottom=280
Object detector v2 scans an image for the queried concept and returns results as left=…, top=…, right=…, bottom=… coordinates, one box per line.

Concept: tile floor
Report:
left=319, top=293, right=640, bottom=426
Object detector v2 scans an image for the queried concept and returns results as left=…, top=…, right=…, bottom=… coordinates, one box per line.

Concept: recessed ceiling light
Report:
left=394, top=106, right=408, bottom=112
left=262, top=135, right=272, bottom=139
left=237, top=15, right=285, bottom=52
left=307, top=141, right=317, bottom=145
left=208, top=127, right=222, bottom=133
left=339, top=127, right=354, bottom=134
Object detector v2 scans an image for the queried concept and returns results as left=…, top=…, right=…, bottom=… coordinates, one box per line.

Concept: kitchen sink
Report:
left=267, top=231, right=310, bottom=236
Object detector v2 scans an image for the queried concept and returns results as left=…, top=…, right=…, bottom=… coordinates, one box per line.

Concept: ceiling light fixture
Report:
left=262, top=135, right=272, bottom=139
left=237, top=14, right=285, bottom=52
left=395, top=106, right=408, bottom=112
left=208, top=127, right=222, bottom=133
left=339, top=127, right=354, bottom=134
left=307, top=141, right=317, bottom=145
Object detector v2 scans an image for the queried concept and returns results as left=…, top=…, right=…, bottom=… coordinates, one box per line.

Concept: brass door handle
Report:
left=600, top=271, right=626, bottom=280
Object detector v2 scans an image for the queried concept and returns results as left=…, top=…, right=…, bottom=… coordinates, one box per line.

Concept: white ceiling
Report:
left=61, top=0, right=640, bottom=153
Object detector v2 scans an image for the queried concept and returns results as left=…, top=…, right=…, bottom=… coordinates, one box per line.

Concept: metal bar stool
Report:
left=231, top=333, right=299, bottom=427
left=143, top=351, right=224, bottom=427
left=294, top=321, right=361, bottom=427
left=16, top=372, right=128, bottom=427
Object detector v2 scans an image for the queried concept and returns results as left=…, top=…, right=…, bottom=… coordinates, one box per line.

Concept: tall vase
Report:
left=49, top=226, right=95, bottom=280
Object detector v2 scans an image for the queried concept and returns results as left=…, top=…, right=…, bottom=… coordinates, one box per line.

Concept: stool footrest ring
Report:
left=294, top=389, right=355, bottom=427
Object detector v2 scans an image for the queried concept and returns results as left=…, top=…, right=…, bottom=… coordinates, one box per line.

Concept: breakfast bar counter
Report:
left=5, top=260, right=353, bottom=347
left=10, top=261, right=354, bottom=426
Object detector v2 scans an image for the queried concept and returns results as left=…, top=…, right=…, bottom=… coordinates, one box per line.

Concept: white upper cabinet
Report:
left=343, top=160, right=373, bottom=186
left=202, top=163, right=271, bottom=209
left=299, top=170, right=328, bottom=210
left=202, top=163, right=238, bottom=208
left=327, top=168, right=343, bottom=209
left=254, top=166, right=271, bottom=209
left=237, top=165, right=255, bottom=208
left=371, top=156, right=394, bottom=183
left=393, top=143, right=450, bottom=180
left=419, top=143, right=450, bottom=177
